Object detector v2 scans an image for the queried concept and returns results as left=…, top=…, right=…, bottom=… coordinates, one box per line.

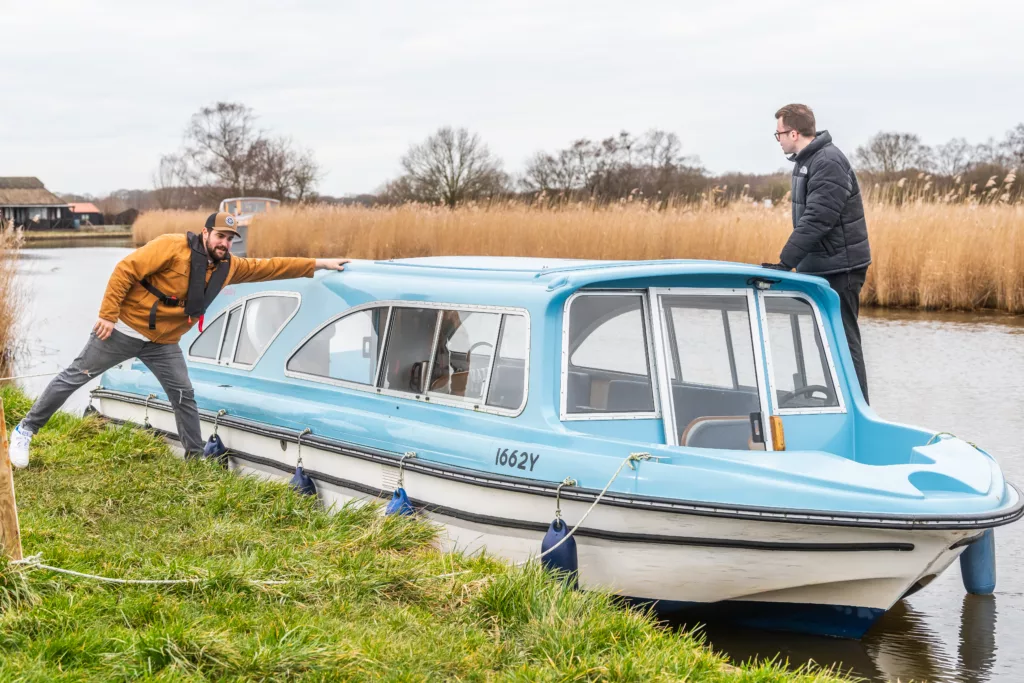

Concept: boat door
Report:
left=755, top=291, right=848, bottom=453
left=648, top=288, right=775, bottom=451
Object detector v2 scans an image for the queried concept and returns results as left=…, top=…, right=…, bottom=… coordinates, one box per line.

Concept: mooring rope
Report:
left=10, top=554, right=290, bottom=586
left=0, top=370, right=62, bottom=382
left=8, top=452, right=654, bottom=588
left=417, top=452, right=652, bottom=582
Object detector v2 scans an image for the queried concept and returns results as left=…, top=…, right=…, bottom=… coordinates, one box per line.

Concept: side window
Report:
left=234, top=296, right=299, bottom=365
left=486, top=314, right=528, bottom=410
left=380, top=307, right=440, bottom=394
left=287, top=306, right=389, bottom=384
left=189, top=313, right=226, bottom=359
left=661, top=294, right=762, bottom=450
left=764, top=297, right=840, bottom=410
left=427, top=310, right=502, bottom=401
left=565, top=294, right=656, bottom=415
left=219, top=307, right=242, bottom=363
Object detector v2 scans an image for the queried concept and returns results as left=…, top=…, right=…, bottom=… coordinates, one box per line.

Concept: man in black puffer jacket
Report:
left=765, top=104, right=871, bottom=403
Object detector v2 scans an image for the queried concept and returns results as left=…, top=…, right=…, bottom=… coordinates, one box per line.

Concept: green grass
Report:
left=0, top=387, right=855, bottom=682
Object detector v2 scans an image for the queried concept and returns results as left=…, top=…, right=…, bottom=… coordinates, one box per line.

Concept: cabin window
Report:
left=218, top=308, right=242, bottom=362
left=660, top=294, right=762, bottom=449
left=427, top=310, right=502, bottom=401
left=234, top=296, right=299, bottom=365
left=565, top=293, right=656, bottom=415
left=287, top=306, right=388, bottom=383
left=380, top=307, right=440, bottom=394
left=487, top=314, right=528, bottom=410
left=189, top=314, right=226, bottom=360
left=189, top=294, right=299, bottom=367
left=763, top=296, right=839, bottom=410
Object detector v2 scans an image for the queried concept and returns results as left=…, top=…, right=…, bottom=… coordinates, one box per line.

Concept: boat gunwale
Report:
left=92, top=388, right=1024, bottom=531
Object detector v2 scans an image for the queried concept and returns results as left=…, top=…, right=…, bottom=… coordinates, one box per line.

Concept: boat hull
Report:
left=94, top=392, right=993, bottom=639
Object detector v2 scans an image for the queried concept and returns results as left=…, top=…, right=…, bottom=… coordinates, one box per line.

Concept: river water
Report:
left=12, top=247, right=1024, bottom=682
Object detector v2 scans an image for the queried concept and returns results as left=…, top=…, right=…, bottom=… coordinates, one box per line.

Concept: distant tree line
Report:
left=63, top=116, right=1024, bottom=213
left=377, top=123, right=1024, bottom=207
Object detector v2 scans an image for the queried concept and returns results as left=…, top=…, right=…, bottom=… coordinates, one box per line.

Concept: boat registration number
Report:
left=495, top=447, right=540, bottom=472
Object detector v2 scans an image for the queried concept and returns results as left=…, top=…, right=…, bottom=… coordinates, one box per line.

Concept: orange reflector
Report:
left=770, top=416, right=786, bottom=451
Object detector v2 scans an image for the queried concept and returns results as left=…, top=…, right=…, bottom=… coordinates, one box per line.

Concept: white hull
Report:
left=97, top=395, right=976, bottom=635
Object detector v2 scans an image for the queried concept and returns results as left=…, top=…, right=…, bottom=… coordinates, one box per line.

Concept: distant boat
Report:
left=93, top=257, right=1023, bottom=638
left=218, top=197, right=280, bottom=257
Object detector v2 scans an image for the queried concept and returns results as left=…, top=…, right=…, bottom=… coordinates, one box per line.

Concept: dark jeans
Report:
left=21, top=330, right=204, bottom=454
left=823, top=268, right=869, bottom=404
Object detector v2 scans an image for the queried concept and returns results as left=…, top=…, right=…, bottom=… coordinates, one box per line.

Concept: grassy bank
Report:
left=0, top=387, right=852, bottom=682
left=133, top=202, right=1024, bottom=314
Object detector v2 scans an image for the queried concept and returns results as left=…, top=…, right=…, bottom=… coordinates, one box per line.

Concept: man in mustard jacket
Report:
left=9, top=212, right=348, bottom=468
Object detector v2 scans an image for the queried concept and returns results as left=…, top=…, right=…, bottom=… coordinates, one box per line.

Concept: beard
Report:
left=203, top=234, right=229, bottom=262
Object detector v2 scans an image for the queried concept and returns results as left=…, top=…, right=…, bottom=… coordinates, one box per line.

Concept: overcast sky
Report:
left=4, top=0, right=1024, bottom=197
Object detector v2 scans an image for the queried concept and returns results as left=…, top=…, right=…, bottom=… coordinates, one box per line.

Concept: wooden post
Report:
left=0, top=398, right=23, bottom=561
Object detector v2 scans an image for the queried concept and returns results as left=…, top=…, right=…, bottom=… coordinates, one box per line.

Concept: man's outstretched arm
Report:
left=229, top=256, right=349, bottom=284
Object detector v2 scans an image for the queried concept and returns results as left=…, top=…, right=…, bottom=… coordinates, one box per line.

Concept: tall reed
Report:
left=0, top=229, right=23, bottom=377
left=132, top=201, right=1024, bottom=313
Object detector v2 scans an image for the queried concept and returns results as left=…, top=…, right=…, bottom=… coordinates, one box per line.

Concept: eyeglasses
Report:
left=774, top=129, right=794, bottom=141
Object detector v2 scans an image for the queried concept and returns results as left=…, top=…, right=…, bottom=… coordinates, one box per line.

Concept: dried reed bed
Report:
left=132, top=210, right=208, bottom=245
left=134, top=202, right=1024, bottom=313
left=0, top=229, right=23, bottom=376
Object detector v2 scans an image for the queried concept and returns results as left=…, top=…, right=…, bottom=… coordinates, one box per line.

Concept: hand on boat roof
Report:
left=760, top=262, right=792, bottom=271
left=314, top=258, right=351, bottom=271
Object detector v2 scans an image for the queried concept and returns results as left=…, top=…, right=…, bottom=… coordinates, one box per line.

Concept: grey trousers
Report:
left=21, top=330, right=204, bottom=455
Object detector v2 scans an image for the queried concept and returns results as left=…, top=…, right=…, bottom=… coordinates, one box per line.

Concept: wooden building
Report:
left=0, top=177, right=72, bottom=230
left=67, top=202, right=105, bottom=227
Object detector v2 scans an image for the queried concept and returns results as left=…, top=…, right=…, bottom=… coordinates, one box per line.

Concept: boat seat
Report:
left=607, top=378, right=655, bottom=413
left=488, top=363, right=525, bottom=409
left=680, top=415, right=760, bottom=450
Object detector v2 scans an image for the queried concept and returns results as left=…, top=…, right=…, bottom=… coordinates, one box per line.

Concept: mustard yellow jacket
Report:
left=99, top=233, right=314, bottom=344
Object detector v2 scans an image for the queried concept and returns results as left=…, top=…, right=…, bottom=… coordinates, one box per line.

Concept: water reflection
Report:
left=692, top=594, right=999, bottom=682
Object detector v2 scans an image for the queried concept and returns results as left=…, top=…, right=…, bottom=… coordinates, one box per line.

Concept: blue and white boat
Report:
left=92, top=257, right=1022, bottom=638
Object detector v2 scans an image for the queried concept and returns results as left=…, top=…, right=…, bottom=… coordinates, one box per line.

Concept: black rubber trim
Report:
left=120, top=425, right=915, bottom=553
left=92, top=389, right=1024, bottom=531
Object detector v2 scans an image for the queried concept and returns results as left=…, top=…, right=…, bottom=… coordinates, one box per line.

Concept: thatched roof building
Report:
left=0, top=177, right=71, bottom=230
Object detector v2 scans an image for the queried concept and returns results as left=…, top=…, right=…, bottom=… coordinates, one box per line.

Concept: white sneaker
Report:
left=8, top=424, right=32, bottom=469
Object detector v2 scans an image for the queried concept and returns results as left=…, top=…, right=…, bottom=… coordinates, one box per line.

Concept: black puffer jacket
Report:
left=779, top=131, right=871, bottom=275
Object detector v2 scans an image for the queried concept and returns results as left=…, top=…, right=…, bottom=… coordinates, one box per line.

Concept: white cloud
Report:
left=1, top=0, right=1022, bottom=196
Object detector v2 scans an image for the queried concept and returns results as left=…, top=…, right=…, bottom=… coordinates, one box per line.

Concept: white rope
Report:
left=523, top=452, right=650, bottom=564
left=0, top=371, right=62, bottom=382
left=10, top=554, right=289, bottom=586
left=418, top=452, right=651, bottom=582
left=8, top=453, right=651, bottom=588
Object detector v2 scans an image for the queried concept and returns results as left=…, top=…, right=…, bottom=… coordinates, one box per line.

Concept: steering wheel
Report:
left=466, top=341, right=494, bottom=359
left=777, top=384, right=833, bottom=408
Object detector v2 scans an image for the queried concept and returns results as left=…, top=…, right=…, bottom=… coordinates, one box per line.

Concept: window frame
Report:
left=560, top=290, right=662, bottom=422
left=647, top=287, right=774, bottom=449
left=284, top=300, right=531, bottom=417
left=187, top=291, right=301, bottom=370
left=757, top=290, right=847, bottom=416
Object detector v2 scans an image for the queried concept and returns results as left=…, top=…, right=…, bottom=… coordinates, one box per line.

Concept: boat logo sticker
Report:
left=495, top=447, right=540, bottom=472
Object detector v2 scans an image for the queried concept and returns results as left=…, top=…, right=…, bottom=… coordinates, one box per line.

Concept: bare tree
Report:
left=181, top=102, right=263, bottom=196
left=155, top=102, right=322, bottom=204
left=854, top=132, right=933, bottom=174
left=152, top=154, right=184, bottom=209
left=1001, top=123, right=1024, bottom=168
left=290, top=147, right=322, bottom=202
left=934, top=138, right=976, bottom=176
left=395, top=126, right=507, bottom=207
left=521, top=129, right=704, bottom=201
